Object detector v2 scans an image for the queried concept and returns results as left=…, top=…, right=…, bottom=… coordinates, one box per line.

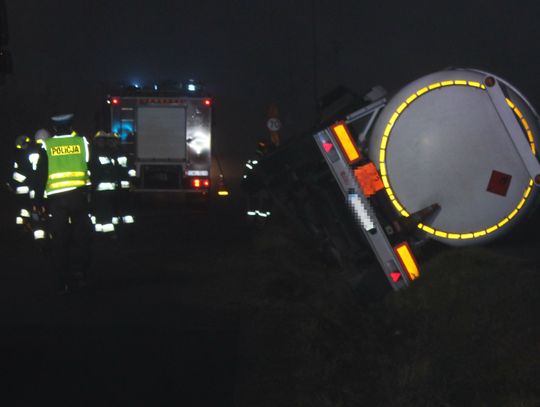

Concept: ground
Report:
left=1, top=187, right=539, bottom=406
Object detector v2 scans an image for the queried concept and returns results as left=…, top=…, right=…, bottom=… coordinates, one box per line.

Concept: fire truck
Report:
left=107, top=81, right=212, bottom=194
left=252, top=68, right=540, bottom=295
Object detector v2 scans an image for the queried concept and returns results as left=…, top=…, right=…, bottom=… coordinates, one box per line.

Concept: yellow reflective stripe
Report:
left=49, top=171, right=86, bottom=180
left=382, top=81, right=534, bottom=240
left=49, top=180, right=86, bottom=189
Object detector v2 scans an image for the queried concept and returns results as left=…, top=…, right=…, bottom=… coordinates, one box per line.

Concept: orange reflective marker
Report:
left=331, top=122, right=361, bottom=164
left=394, top=242, right=420, bottom=281
left=354, top=162, right=384, bottom=197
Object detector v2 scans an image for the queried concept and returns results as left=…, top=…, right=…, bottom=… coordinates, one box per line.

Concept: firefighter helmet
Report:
left=15, top=135, right=30, bottom=149
left=94, top=130, right=108, bottom=139
left=34, top=128, right=51, bottom=144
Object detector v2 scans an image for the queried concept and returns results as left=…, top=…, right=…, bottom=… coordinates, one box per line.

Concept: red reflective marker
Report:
left=323, top=142, right=333, bottom=153
left=390, top=271, right=401, bottom=282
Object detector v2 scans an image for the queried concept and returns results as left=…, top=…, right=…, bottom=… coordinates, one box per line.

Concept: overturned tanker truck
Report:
left=253, top=68, right=540, bottom=295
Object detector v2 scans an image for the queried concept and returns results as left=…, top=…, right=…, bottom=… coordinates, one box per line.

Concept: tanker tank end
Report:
left=280, top=68, right=540, bottom=294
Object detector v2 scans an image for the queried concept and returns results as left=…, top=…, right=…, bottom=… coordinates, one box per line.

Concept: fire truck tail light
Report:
left=203, top=99, right=212, bottom=107
left=111, top=98, right=120, bottom=105
left=191, top=178, right=209, bottom=189
left=331, top=122, right=361, bottom=164
left=394, top=242, right=420, bottom=281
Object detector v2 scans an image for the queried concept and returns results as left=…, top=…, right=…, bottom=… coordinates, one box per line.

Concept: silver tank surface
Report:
left=367, top=69, right=539, bottom=246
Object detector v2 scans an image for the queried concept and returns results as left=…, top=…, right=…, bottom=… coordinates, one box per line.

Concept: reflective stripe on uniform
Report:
left=28, top=153, right=40, bottom=170
left=12, top=172, right=26, bottom=183
left=122, top=215, right=134, bottom=224
left=117, top=156, right=128, bottom=167
left=49, top=171, right=86, bottom=180
left=98, top=156, right=112, bottom=165
left=97, top=182, right=116, bottom=191
left=121, top=180, right=130, bottom=189
left=128, top=169, right=136, bottom=177
left=34, top=230, right=45, bottom=240
left=46, top=187, right=77, bottom=196
left=101, top=223, right=115, bottom=233
left=49, top=180, right=86, bottom=189
left=16, top=186, right=30, bottom=194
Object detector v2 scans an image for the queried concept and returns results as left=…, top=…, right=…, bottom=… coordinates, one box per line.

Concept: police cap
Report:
left=51, top=113, right=74, bottom=126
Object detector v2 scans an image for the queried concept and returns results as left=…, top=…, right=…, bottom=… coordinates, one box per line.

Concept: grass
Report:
left=223, top=215, right=540, bottom=407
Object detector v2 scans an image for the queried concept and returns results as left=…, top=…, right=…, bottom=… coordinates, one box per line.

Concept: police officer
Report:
left=89, top=130, right=119, bottom=235
left=36, top=114, right=93, bottom=294
left=110, top=132, right=136, bottom=227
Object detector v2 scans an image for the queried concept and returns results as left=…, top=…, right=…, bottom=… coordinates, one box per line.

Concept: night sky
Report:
left=2, top=0, right=540, bottom=179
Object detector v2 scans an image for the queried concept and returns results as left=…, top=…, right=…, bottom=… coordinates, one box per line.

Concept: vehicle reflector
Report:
left=394, top=242, right=420, bottom=281
left=331, top=122, right=361, bottom=164
left=218, top=190, right=229, bottom=196
left=111, top=98, right=120, bottom=105
left=203, top=179, right=210, bottom=187
left=354, top=162, right=384, bottom=197
left=322, top=142, right=333, bottom=153
left=390, top=271, right=402, bottom=282
left=203, top=99, right=212, bottom=107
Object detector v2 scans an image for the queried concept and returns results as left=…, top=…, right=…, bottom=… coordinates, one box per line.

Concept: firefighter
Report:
left=8, top=135, right=33, bottom=230
left=36, top=114, right=93, bottom=294
left=89, top=130, right=119, bottom=235
left=242, top=137, right=277, bottom=223
left=25, top=129, right=50, bottom=242
left=110, top=132, right=136, bottom=227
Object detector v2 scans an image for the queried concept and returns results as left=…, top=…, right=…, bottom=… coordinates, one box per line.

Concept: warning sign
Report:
left=487, top=170, right=512, bottom=196
left=267, top=103, right=281, bottom=147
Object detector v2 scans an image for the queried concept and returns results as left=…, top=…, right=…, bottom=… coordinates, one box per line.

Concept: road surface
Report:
left=0, top=189, right=247, bottom=406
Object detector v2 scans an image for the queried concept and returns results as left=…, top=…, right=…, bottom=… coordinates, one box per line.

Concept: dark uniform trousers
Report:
left=47, top=187, right=93, bottom=288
